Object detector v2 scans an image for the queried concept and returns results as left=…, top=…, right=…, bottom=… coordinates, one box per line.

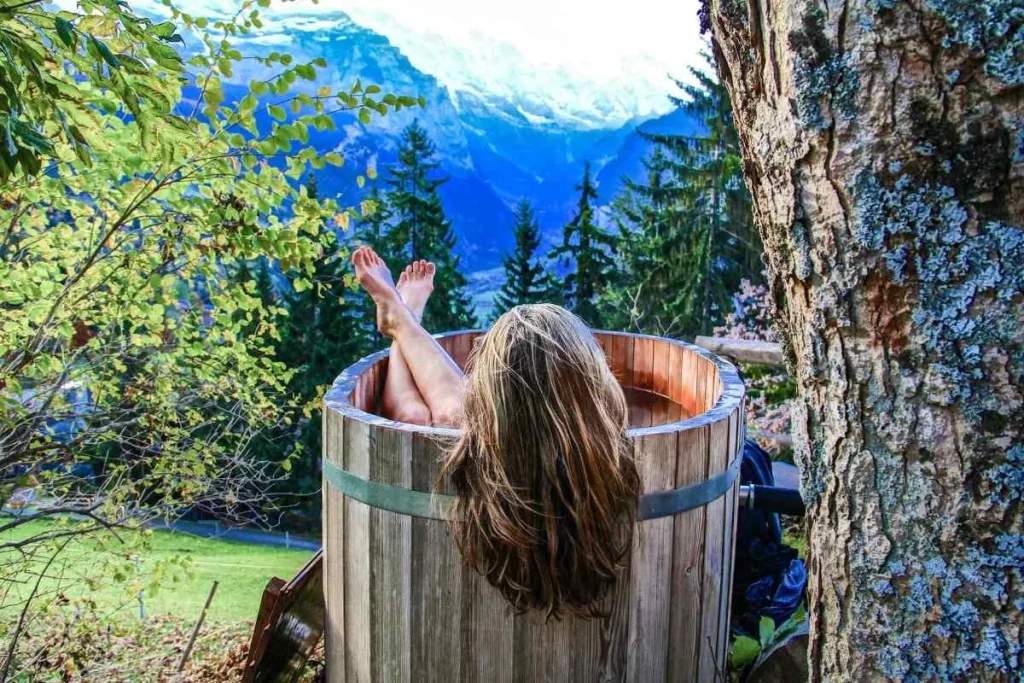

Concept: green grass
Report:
left=1, top=517, right=314, bottom=623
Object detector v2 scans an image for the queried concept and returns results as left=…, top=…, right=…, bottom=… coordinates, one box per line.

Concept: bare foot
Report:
left=396, top=260, right=435, bottom=323
left=351, top=246, right=411, bottom=337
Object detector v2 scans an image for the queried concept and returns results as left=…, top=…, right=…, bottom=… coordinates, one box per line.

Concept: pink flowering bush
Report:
left=714, top=279, right=795, bottom=459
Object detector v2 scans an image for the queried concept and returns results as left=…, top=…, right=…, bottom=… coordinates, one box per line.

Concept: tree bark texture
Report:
left=705, top=1, right=1022, bottom=680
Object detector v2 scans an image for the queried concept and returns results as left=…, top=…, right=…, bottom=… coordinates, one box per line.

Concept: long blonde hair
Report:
left=440, top=304, right=638, bottom=619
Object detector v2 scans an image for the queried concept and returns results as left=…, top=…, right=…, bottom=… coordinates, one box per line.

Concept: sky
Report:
left=126, top=0, right=707, bottom=124
left=337, top=0, right=706, bottom=118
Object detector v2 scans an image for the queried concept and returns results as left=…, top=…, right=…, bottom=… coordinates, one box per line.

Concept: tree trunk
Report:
left=705, top=1, right=1022, bottom=680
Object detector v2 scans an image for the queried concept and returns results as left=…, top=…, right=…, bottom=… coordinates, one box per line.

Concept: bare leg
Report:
left=353, top=247, right=464, bottom=426
left=380, top=261, right=435, bottom=425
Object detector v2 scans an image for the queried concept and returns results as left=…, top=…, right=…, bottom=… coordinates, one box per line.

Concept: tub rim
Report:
left=323, top=328, right=745, bottom=439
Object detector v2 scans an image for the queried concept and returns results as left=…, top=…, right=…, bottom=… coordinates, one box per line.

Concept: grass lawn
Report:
left=1, top=517, right=315, bottom=623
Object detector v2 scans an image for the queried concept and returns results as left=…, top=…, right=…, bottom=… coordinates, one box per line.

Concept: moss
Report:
left=789, top=7, right=860, bottom=130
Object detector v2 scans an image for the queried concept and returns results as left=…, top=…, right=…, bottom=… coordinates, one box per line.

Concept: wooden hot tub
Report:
left=322, top=330, right=745, bottom=682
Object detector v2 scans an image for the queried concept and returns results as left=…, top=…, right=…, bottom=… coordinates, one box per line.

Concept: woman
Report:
left=352, top=246, right=639, bottom=618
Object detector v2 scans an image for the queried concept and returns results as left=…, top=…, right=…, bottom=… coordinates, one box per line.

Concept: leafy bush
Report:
left=0, top=0, right=418, bottom=675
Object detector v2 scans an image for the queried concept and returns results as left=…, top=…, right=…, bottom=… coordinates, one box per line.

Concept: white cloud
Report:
left=125, top=0, right=706, bottom=125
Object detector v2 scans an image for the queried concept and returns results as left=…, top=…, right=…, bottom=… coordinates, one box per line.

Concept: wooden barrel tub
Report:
left=322, top=330, right=745, bottom=682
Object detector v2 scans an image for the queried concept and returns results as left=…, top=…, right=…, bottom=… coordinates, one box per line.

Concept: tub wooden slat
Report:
left=322, top=409, right=346, bottom=678
left=626, top=431, right=679, bottom=683
left=667, top=343, right=682, bottom=407
left=323, top=331, right=744, bottom=682
left=698, top=416, right=732, bottom=679
left=719, top=406, right=742, bottom=665
left=651, top=344, right=671, bottom=424
left=452, top=333, right=474, bottom=370
left=410, top=435, right=463, bottom=680
left=607, top=333, right=633, bottom=388
left=370, top=424, right=412, bottom=682
left=680, top=349, right=697, bottom=416
left=669, top=424, right=710, bottom=681
left=460, top=569, right=513, bottom=683
left=342, top=417, right=372, bottom=682
left=596, top=548, right=631, bottom=682
left=633, top=336, right=654, bottom=392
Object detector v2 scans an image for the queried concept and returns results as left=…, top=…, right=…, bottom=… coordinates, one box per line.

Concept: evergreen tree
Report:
left=603, top=47, right=760, bottom=337
left=386, top=121, right=476, bottom=330
left=600, top=146, right=695, bottom=335
left=493, top=199, right=554, bottom=316
left=551, top=162, right=616, bottom=326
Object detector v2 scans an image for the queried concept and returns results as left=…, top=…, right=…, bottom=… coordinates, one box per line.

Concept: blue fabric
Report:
left=731, top=440, right=807, bottom=634
left=745, top=559, right=807, bottom=625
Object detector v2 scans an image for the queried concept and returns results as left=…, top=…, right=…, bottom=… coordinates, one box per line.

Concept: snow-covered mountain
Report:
left=206, top=9, right=695, bottom=269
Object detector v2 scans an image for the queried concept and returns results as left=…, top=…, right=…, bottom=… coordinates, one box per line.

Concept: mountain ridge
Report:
left=214, top=9, right=694, bottom=270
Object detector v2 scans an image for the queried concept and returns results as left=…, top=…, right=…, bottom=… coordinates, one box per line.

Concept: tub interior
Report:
left=345, top=331, right=723, bottom=430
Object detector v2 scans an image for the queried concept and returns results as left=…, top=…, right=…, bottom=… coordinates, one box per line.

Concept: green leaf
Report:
left=324, top=152, right=342, bottom=166
left=759, top=616, right=776, bottom=650
left=54, top=17, right=76, bottom=48
left=365, top=84, right=381, bottom=94
left=358, top=108, right=371, bottom=125
left=729, top=636, right=761, bottom=670
left=148, top=42, right=182, bottom=70
left=295, top=64, right=316, bottom=80
left=268, top=105, right=287, bottom=121
left=356, top=174, right=365, bottom=189
left=151, top=21, right=178, bottom=39
left=90, top=37, right=121, bottom=69
left=250, top=80, right=268, bottom=96
left=257, top=0, right=271, bottom=6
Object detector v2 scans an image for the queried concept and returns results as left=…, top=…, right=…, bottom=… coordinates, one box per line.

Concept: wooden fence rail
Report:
left=693, top=336, right=784, bottom=367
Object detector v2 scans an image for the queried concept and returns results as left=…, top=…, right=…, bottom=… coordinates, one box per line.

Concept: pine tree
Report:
left=652, top=48, right=760, bottom=330
left=600, top=147, right=696, bottom=335
left=493, top=199, right=554, bottom=317
left=604, top=47, right=760, bottom=337
left=551, top=162, right=616, bottom=327
left=386, top=121, right=476, bottom=330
